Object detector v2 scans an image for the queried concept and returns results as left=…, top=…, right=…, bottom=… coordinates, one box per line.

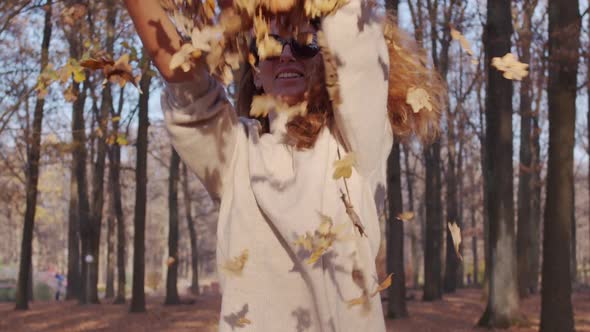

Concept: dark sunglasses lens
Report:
left=292, top=41, right=319, bottom=58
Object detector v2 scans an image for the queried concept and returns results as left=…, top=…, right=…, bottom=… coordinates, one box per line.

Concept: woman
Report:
left=125, top=0, right=434, bottom=330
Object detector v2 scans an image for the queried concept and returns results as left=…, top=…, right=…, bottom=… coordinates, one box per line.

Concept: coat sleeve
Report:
left=322, top=0, right=392, bottom=177
left=161, top=72, right=240, bottom=200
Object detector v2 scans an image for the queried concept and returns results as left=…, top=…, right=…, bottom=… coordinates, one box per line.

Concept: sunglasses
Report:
left=251, top=33, right=320, bottom=64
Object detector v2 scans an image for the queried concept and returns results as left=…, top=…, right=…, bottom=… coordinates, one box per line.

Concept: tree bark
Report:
left=105, top=189, right=115, bottom=299
left=477, top=0, right=519, bottom=327
left=15, top=0, right=52, bottom=310
left=67, top=160, right=81, bottom=300
left=387, top=142, right=408, bottom=318
left=130, top=54, right=152, bottom=313
left=110, top=90, right=127, bottom=305
left=422, top=141, right=443, bottom=301
left=87, top=0, right=117, bottom=303
left=182, top=164, right=200, bottom=295
left=540, top=2, right=580, bottom=330
left=516, top=0, right=536, bottom=299
left=165, top=148, right=181, bottom=305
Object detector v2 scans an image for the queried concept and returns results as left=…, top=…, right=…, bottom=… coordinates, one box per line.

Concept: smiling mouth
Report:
left=276, top=72, right=304, bottom=79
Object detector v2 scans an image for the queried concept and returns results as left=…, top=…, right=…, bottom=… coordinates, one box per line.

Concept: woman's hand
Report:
left=124, top=0, right=204, bottom=83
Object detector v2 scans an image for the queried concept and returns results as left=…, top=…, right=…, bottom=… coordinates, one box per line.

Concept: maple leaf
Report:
left=257, top=34, right=283, bottom=61
left=221, top=249, right=249, bottom=276
left=166, top=257, right=176, bottom=266
left=491, top=53, right=529, bottom=81
left=104, top=53, right=137, bottom=88
left=169, top=43, right=199, bottom=72
left=370, top=273, right=393, bottom=296
left=236, top=317, right=252, bottom=327
left=396, top=211, right=415, bottom=222
left=333, top=152, right=356, bottom=180
left=294, top=214, right=348, bottom=265
left=450, top=27, right=476, bottom=58
left=406, top=87, right=433, bottom=114
left=447, top=221, right=463, bottom=261
left=347, top=273, right=393, bottom=308
left=63, top=84, right=78, bottom=102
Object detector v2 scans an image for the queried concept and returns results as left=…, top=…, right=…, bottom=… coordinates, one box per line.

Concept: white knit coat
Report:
left=161, top=1, right=392, bottom=330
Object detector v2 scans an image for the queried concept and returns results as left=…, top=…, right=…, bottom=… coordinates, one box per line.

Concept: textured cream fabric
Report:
left=161, top=1, right=392, bottom=331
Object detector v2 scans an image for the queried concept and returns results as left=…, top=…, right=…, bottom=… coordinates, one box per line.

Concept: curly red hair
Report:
left=236, top=19, right=444, bottom=147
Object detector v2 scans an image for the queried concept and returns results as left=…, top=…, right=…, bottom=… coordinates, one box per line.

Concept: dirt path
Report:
left=1, top=289, right=588, bottom=331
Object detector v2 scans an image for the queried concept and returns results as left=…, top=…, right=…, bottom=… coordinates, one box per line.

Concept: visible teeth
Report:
left=277, top=72, right=302, bottom=79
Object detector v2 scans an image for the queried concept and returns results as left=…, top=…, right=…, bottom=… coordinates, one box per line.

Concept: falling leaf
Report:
left=167, top=257, right=176, bottom=266
left=103, top=53, right=138, bottom=88
left=450, top=27, right=475, bottom=57
left=491, top=53, right=529, bottom=81
left=170, top=44, right=199, bottom=72
left=396, top=211, right=415, bottom=222
left=406, top=87, right=432, bottom=114
left=63, top=84, right=78, bottom=102
left=256, top=34, right=284, bottom=61
left=448, top=221, right=463, bottom=261
left=348, top=272, right=393, bottom=308
left=370, top=273, right=393, bottom=296
left=236, top=317, right=252, bottom=327
left=333, top=152, right=356, bottom=180
left=221, top=249, right=249, bottom=276
left=116, top=134, right=128, bottom=146
left=294, top=214, right=348, bottom=265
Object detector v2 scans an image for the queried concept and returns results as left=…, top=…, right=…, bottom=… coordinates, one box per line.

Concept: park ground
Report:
left=1, top=288, right=589, bottom=332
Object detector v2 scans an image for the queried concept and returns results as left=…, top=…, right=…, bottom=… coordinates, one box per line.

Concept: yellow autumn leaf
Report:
left=491, top=53, right=529, bottom=81
left=346, top=295, right=368, bottom=308
left=236, top=317, right=252, bottom=327
left=348, top=273, right=393, bottom=308
left=116, top=134, right=128, bottom=146
left=191, top=26, right=223, bottom=53
left=448, top=221, right=463, bottom=261
left=396, top=211, right=415, bottom=222
left=221, top=249, right=249, bottom=276
left=294, top=214, right=348, bottom=265
left=333, top=152, right=356, bottom=180
left=166, top=257, right=176, bottom=266
left=370, top=273, right=393, bottom=297
left=450, top=27, right=475, bottom=57
left=250, top=95, right=279, bottom=117
left=406, top=87, right=432, bottom=114
left=111, top=116, right=121, bottom=123
left=169, top=44, right=197, bottom=72
left=257, top=34, right=283, bottom=61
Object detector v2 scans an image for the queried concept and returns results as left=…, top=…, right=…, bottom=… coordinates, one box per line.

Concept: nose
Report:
left=279, top=43, right=296, bottom=63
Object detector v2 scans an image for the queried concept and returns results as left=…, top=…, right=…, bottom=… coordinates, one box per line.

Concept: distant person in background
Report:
left=54, top=273, right=65, bottom=300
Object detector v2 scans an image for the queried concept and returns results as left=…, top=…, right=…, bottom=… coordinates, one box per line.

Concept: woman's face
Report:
left=255, top=22, right=321, bottom=106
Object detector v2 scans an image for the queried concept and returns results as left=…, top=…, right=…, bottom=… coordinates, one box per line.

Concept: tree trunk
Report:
left=540, top=2, right=580, bottom=330
left=422, top=140, right=443, bottom=301
left=130, top=54, right=152, bottom=313
left=165, top=148, right=181, bottom=305
left=516, top=0, right=536, bottom=299
left=66, top=162, right=81, bottom=300
left=182, top=164, right=199, bottom=295
left=111, top=91, right=127, bottom=305
left=105, top=193, right=115, bottom=299
left=402, top=144, right=419, bottom=288
left=387, top=142, right=408, bottom=318
left=15, top=0, right=52, bottom=310
left=443, top=113, right=459, bottom=293
left=478, top=0, right=519, bottom=327
left=87, top=0, right=117, bottom=303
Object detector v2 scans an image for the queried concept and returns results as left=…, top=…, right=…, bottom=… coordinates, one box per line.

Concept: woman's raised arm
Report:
left=124, top=0, right=204, bottom=83
left=322, top=0, right=392, bottom=177
left=125, top=0, right=240, bottom=200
